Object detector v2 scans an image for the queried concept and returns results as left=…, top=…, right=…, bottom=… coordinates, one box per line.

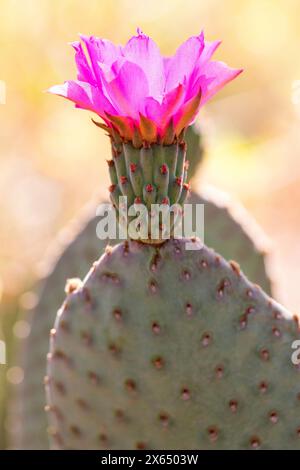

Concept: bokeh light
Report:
left=0, top=1, right=299, bottom=316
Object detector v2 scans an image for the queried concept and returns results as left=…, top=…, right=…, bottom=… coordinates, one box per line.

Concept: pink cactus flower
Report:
left=49, top=29, right=242, bottom=144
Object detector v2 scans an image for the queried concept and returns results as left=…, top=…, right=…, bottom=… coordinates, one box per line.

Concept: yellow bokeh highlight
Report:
left=0, top=0, right=299, bottom=309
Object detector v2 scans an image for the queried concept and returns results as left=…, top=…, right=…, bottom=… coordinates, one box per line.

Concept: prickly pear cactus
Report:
left=10, top=186, right=272, bottom=449
left=9, top=120, right=270, bottom=449
left=46, top=239, right=299, bottom=450
left=43, top=28, right=287, bottom=451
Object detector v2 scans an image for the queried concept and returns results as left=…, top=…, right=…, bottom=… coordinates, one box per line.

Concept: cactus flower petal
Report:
left=198, top=61, right=243, bottom=106
left=124, top=30, right=164, bottom=99
left=100, top=61, right=149, bottom=118
left=49, top=29, right=242, bottom=144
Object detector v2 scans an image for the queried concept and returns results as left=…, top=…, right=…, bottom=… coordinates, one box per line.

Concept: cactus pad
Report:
left=10, top=188, right=272, bottom=449
left=46, top=239, right=299, bottom=450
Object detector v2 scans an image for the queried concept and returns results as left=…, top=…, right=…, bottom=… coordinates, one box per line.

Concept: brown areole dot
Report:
left=152, top=356, right=164, bottom=369
left=113, top=308, right=122, bottom=321
left=269, top=411, right=278, bottom=424
left=272, top=326, right=281, bottom=338
left=273, top=310, right=283, bottom=320
left=245, top=306, right=256, bottom=315
left=69, top=425, right=81, bottom=437
left=125, top=379, right=136, bottom=393
left=87, top=371, right=100, bottom=386
left=217, top=278, right=231, bottom=298
left=152, top=322, right=161, bottom=334
left=98, top=433, right=108, bottom=444
left=182, top=269, right=191, bottom=280
left=159, top=413, right=170, bottom=427
left=115, top=409, right=125, bottom=421
left=208, top=426, right=219, bottom=442
left=149, top=279, right=158, bottom=293
left=215, top=365, right=224, bottom=379
left=229, top=400, right=238, bottom=413
left=108, top=343, right=121, bottom=355
left=136, top=441, right=146, bottom=450
left=239, top=314, right=248, bottom=329
left=52, top=350, right=67, bottom=361
left=201, top=332, right=212, bottom=347
left=250, top=436, right=261, bottom=449
left=259, top=381, right=268, bottom=394
left=260, top=348, right=270, bottom=361
left=200, top=259, right=208, bottom=268
left=185, top=303, right=193, bottom=317
left=181, top=387, right=190, bottom=400
left=76, top=398, right=89, bottom=411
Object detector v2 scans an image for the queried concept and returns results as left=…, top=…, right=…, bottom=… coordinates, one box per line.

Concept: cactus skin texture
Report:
left=46, top=238, right=299, bottom=450
left=10, top=187, right=272, bottom=449
left=108, top=142, right=190, bottom=213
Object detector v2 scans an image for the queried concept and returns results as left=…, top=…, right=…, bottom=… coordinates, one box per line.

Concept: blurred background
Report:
left=0, top=0, right=300, bottom=441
